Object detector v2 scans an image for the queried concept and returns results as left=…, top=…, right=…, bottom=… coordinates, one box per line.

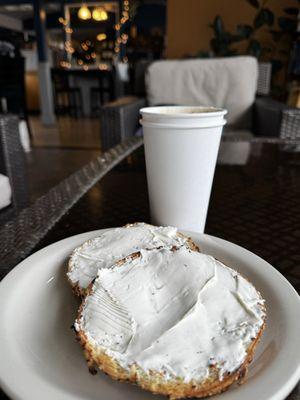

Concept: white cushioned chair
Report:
left=100, top=56, right=298, bottom=164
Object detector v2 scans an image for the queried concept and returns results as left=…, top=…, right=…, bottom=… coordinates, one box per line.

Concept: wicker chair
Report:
left=0, top=115, right=29, bottom=223
left=280, top=109, right=300, bottom=140
left=100, top=60, right=299, bottom=149
left=100, top=96, right=146, bottom=151
left=279, top=109, right=300, bottom=152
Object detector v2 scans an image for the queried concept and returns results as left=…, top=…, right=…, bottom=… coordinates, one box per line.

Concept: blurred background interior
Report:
left=0, top=0, right=299, bottom=223
left=1, top=4, right=300, bottom=400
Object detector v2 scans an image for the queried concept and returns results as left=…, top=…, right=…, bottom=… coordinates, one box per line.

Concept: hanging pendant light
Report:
left=92, top=7, right=108, bottom=21
left=78, top=4, right=91, bottom=20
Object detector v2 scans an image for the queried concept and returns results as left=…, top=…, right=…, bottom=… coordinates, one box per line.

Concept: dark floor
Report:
left=27, top=116, right=101, bottom=201
left=29, top=116, right=101, bottom=149
left=26, top=148, right=100, bottom=201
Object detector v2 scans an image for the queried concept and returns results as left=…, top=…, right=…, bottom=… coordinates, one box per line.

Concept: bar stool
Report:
left=90, top=71, right=114, bottom=116
left=55, top=87, right=83, bottom=117
left=90, top=87, right=102, bottom=116
left=52, top=70, right=83, bottom=117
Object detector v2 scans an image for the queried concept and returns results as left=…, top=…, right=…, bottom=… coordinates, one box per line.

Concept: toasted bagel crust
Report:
left=76, top=316, right=265, bottom=399
left=75, top=251, right=266, bottom=399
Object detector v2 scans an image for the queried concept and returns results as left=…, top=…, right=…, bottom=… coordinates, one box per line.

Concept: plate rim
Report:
left=0, top=229, right=299, bottom=400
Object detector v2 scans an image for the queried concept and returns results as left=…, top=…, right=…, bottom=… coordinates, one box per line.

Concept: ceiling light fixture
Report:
left=92, top=7, right=108, bottom=21
left=78, top=4, right=91, bottom=20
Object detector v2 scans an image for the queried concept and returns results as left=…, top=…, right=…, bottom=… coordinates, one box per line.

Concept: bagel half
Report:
left=74, top=247, right=266, bottom=399
left=67, top=223, right=199, bottom=297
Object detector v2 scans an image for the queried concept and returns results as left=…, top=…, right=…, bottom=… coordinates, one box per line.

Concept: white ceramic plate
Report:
left=0, top=230, right=299, bottom=400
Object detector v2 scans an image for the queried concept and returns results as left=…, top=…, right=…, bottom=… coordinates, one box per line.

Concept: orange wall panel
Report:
left=166, top=0, right=295, bottom=58
left=25, top=72, right=40, bottom=112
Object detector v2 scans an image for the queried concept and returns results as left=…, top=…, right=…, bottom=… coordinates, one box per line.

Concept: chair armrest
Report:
left=0, top=114, right=29, bottom=215
left=280, top=109, right=300, bottom=140
left=253, top=97, right=296, bottom=137
left=100, top=96, right=146, bottom=151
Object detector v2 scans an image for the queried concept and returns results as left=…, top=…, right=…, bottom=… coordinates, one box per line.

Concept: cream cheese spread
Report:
left=68, top=223, right=188, bottom=290
left=75, top=247, right=266, bottom=382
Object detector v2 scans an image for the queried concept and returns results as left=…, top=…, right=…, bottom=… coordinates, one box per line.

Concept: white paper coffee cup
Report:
left=140, top=106, right=227, bottom=233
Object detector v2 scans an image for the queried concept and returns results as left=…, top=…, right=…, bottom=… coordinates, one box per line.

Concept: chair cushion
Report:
left=145, top=56, right=258, bottom=129
left=0, top=173, right=12, bottom=210
left=19, top=120, right=31, bottom=152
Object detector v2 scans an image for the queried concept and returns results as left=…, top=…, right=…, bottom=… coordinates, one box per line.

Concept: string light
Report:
left=58, top=15, right=73, bottom=41
left=98, top=63, right=109, bottom=70
left=65, top=40, right=75, bottom=54
left=58, top=5, right=113, bottom=71
left=60, top=61, right=71, bottom=69
left=65, top=42, right=75, bottom=54
left=58, top=17, right=67, bottom=25
left=59, top=16, right=73, bottom=69
left=60, top=16, right=87, bottom=70
left=114, top=0, right=130, bottom=57
left=96, top=33, right=107, bottom=41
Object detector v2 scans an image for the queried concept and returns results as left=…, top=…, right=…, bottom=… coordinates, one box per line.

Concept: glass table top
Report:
left=0, top=138, right=299, bottom=399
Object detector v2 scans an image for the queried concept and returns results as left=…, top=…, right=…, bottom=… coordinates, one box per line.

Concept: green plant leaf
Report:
left=227, top=49, right=239, bottom=56
left=254, top=8, right=274, bottom=28
left=254, top=9, right=265, bottom=28
left=237, top=24, right=253, bottom=38
left=278, top=17, right=297, bottom=32
left=197, top=51, right=211, bottom=58
left=246, top=0, right=260, bottom=9
left=227, top=32, right=244, bottom=43
left=248, top=39, right=262, bottom=58
left=264, top=9, right=274, bottom=26
left=284, top=7, right=299, bottom=15
left=210, top=36, right=237, bottom=57
left=213, top=15, right=225, bottom=35
left=210, top=38, right=221, bottom=54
